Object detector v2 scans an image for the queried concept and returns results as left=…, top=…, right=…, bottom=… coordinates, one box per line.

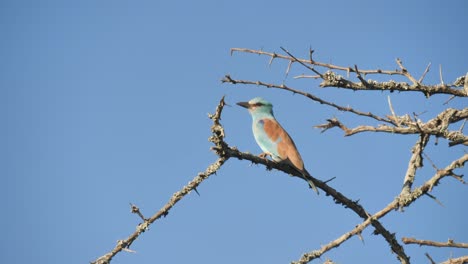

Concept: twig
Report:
left=423, top=152, right=439, bottom=171
left=402, top=238, right=468, bottom=249
left=291, top=216, right=379, bottom=264
left=423, top=193, right=444, bottom=207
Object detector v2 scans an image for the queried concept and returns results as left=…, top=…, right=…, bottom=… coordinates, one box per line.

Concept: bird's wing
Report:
left=262, top=118, right=305, bottom=171
left=253, top=118, right=281, bottom=159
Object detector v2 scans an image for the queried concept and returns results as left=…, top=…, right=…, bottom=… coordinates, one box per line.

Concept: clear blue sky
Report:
left=2, top=1, right=467, bottom=263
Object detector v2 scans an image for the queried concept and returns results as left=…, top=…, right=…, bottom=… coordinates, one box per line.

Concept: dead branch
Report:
left=292, top=152, right=467, bottom=264
left=440, top=255, right=468, bottom=264
left=230, top=48, right=467, bottom=97
left=222, top=75, right=395, bottom=125
left=402, top=237, right=468, bottom=248
left=315, top=108, right=468, bottom=146
left=91, top=97, right=229, bottom=264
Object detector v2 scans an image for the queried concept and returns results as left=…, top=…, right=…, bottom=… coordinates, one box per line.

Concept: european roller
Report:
left=237, top=97, right=319, bottom=194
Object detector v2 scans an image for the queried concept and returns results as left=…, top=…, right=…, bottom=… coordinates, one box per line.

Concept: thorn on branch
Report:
left=439, top=64, right=445, bottom=86
left=354, top=65, right=370, bottom=88
left=130, top=203, right=147, bottom=221
left=425, top=253, right=436, bottom=264
left=221, top=74, right=236, bottom=84
left=314, top=118, right=350, bottom=134
left=423, top=193, right=444, bottom=207
left=418, top=62, right=431, bottom=83
left=396, top=58, right=420, bottom=86
left=280, top=46, right=323, bottom=78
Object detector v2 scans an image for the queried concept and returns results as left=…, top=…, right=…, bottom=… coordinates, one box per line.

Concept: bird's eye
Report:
left=253, top=102, right=263, bottom=107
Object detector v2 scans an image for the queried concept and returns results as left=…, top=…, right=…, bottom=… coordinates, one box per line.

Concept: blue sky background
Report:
left=2, top=1, right=467, bottom=263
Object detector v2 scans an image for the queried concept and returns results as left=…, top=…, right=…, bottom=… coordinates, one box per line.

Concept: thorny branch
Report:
left=225, top=48, right=467, bottom=263
left=91, top=97, right=229, bottom=264
left=230, top=48, right=467, bottom=97
left=94, top=48, right=467, bottom=264
left=222, top=75, right=468, bottom=147
left=293, top=153, right=467, bottom=264
left=222, top=75, right=395, bottom=125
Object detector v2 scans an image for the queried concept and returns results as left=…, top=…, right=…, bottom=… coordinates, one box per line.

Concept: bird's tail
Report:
left=301, top=169, right=319, bottom=195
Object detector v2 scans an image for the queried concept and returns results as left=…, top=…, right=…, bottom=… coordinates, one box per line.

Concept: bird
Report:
left=237, top=97, right=319, bottom=194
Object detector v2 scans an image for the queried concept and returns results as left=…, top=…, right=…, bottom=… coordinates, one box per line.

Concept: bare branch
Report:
left=399, top=153, right=467, bottom=206
left=231, top=47, right=402, bottom=75
left=315, top=108, right=468, bottom=146
left=293, top=151, right=467, bottom=264
left=230, top=47, right=467, bottom=97
left=402, top=237, right=468, bottom=248
left=91, top=97, right=229, bottom=264
left=291, top=216, right=379, bottom=264
left=440, top=255, right=468, bottom=264
left=222, top=75, right=395, bottom=125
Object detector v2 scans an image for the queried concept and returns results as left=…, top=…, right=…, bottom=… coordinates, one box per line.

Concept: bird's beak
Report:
left=236, top=101, right=250, bottom=109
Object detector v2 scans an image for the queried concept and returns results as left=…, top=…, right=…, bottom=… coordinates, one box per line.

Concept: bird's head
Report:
left=237, top=97, right=274, bottom=117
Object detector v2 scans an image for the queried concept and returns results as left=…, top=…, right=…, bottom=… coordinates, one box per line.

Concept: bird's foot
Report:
left=258, top=152, right=272, bottom=160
